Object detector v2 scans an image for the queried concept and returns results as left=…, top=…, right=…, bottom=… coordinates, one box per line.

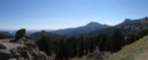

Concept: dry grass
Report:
left=107, top=35, right=148, bottom=60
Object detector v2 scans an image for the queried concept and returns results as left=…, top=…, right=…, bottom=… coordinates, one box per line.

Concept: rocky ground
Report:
left=0, top=39, right=49, bottom=60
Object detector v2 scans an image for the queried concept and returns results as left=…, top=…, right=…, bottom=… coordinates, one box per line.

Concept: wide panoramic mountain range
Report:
left=1, top=17, right=148, bottom=40
left=0, top=17, right=148, bottom=60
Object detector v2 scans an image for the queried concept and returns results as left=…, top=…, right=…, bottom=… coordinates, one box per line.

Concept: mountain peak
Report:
left=124, top=19, right=132, bottom=22
left=50, top=22, right=109, bottom=36
left=86, top=22, right=109, bottom=28
left=86, top=22, right=101, bottom=26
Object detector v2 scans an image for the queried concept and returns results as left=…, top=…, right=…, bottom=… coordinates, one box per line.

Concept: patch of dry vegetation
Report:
left=108, top=35, right=148, bottom=60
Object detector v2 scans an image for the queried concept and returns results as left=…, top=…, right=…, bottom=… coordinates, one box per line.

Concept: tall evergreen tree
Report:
left=36, top=31, right=52, bottom=55
left=111, top=29, right=124, bottom=52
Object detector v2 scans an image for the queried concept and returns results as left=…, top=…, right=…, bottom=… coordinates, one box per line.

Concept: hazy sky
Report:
left=0, top=0, right=148, bottom=30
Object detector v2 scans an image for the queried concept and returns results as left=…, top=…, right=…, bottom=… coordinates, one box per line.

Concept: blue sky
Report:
left=0, top=0, right=148, bottom=30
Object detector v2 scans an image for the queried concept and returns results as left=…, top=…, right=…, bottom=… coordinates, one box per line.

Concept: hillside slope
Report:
left=108, top=35, right=148, bottom=60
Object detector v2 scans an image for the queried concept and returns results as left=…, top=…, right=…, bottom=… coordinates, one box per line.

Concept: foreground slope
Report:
left=108, top=35, right=148, bottom=60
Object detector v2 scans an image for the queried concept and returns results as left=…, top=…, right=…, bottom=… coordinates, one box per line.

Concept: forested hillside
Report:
left=33, top=17, right=148, bottom=60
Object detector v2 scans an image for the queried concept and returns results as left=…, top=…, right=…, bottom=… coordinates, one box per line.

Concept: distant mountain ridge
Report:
left=50, top=22, right=109, bottom=36
left=30, top=17, right=148, bottom=41
left=0, top=31, right=12, bottom=39
left=99, top=17, right=148, bottom=33
left=117, top=17, right=148, bottom=30
left=1, top=17, right=148, bottom=40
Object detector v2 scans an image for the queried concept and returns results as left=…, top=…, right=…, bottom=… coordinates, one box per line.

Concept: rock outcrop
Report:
left=0, top=39, right=49, bottom=60
left=0, top=28, right=49, bottom=60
